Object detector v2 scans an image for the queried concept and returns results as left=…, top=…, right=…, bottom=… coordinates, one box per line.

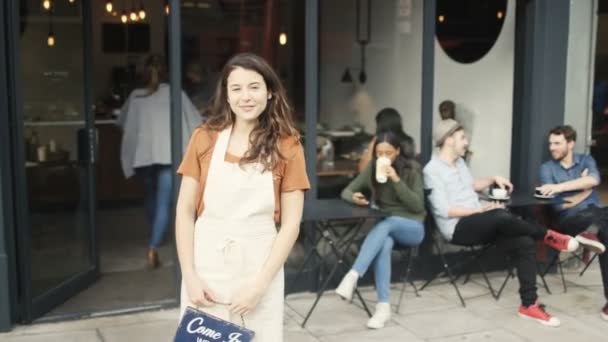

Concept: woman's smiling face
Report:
left=226, top=67, right=271, bottom=123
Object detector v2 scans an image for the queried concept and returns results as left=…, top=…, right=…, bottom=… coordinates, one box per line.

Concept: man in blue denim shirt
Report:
left=538, top=125, right=608, bottom=321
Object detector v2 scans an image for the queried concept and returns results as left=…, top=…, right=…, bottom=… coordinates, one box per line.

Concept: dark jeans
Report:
left=452, top=209, right=549, bottom=306
left=557, top=205, right=608, bottom=300
left=135, top=164, right=173, bottom=248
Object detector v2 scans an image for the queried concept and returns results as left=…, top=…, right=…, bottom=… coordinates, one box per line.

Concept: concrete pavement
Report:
left=0, top=262, right=606, bottom=342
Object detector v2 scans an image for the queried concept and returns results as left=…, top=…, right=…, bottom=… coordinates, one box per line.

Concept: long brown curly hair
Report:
left=204, top=53, right=299, bottom=171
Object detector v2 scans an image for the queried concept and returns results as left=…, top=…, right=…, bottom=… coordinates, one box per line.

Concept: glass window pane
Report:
left=19, top=0, right=93, bottom=298
left=318, top=0, right=424, bottom=199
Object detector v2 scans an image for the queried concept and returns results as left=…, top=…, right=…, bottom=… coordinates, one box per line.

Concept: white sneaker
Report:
left=335, top=270, right=358, bottom=301
left=367, top=302, right=391, bottom=329
left=575, top=233, right=606, bottom=254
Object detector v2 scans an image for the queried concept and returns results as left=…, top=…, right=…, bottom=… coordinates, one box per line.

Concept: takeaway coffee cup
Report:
left=376, top=157, right=391, bottom=183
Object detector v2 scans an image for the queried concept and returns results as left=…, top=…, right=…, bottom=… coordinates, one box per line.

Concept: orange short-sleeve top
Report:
left=177, top=126, right=310, bottom=224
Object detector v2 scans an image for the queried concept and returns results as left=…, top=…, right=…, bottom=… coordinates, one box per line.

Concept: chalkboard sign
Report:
left=174, top=307, right=254, bottom=342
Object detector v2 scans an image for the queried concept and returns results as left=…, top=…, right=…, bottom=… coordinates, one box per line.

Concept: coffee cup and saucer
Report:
left=488, top=187, right=510, bottom=201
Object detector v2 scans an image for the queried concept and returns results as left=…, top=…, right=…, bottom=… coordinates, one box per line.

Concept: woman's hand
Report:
left=352, top=192, right=369, bottom=206
left=385, top=165, right=400, bottom=183
left=229, top=279, right=266, bottom=316
left=184, top=272, right=216, bottom=308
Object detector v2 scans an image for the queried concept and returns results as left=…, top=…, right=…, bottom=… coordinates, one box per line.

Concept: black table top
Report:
left=480, top=191, right=569, bottom=208
left=302, top=199, right=387, bottom=222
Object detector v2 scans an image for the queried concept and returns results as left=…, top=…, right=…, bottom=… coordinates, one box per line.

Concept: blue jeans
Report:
left=135, top=164, right=173, bottom=248
left=351, top=216, right=425, bottom=303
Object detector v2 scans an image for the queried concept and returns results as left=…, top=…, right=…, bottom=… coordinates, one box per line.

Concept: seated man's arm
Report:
left=473, top=176, right=513, bottom=193
left=473, top=176, right=495, bottom=192
left=424, top=168, right=494, bottom=219
left=448, top=206, right=481, bottom=218
left=538, top=156, right=600, bottom=196
left=562, top=189, right=593, bottom=209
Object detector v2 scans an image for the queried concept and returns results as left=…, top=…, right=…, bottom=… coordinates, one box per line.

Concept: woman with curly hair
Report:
left=175, top=53, right=309, bottom=341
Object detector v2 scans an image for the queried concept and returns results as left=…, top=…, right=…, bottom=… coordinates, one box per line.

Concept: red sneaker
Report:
left=544, top=230, right=579, bottom=252
left=602, top=303, right=608, bottom=321
left=575, top=232, right=606, bottom=254
left=518, top=301, right=560, bottom=327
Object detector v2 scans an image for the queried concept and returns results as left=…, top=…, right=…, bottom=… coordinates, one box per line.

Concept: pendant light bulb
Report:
left=121, top=11, right=128, bottom=24
left=279, top=32, right=287, bottom=46
left=106, top=1, right=113, bottom=13
left=42, top=0, right=51, bottom=10
left=47, top=33, right=55, bottom=47
left=138, top=8, right=146, bottom=20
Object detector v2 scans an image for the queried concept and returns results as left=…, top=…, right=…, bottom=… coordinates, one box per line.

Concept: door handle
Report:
left=76, top=127, right=98, bottom=164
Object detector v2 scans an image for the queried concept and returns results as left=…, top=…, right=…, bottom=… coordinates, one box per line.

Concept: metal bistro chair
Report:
left=534, top=205, right=600, bottom=293
left=394, top=245, right=420, bottom=314
left=418, top=190, right=514, bottom=306
left=338, top=214, right=420, bottom=314
left=540, top=233, right=600, bottom=293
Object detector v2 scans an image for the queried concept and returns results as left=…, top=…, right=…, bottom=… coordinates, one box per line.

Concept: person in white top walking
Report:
left=118, top=55, right=202, bottom=268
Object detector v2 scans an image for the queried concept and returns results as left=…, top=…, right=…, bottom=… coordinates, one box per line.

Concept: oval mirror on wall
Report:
left=436, top=0, right=508, bottom=64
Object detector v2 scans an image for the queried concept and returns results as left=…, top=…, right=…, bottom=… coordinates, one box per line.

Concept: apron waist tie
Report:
left=217, top=238, right=244, bottom=278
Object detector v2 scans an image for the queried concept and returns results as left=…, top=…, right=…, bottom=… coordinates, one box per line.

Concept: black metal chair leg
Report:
left=439, top=250, right=466, bottom=307
left=579, top=253, right=598, bottom=277
left=558, top=260, right=567, bottom=293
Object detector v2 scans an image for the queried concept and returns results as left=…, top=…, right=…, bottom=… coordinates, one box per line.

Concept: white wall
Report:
left=565, top=0, right=597, bottom=153
left=434, top=0, right=516, bottom=179
left=319, top=0, right=423, bottom=150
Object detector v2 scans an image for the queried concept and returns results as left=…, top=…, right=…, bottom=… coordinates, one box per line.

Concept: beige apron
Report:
left=180, top=126, right=283, bottom=341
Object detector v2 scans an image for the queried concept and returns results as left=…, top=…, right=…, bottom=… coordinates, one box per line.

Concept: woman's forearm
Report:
left=255, top=190, right=304, bottom=289
left=176, top=206, right=197, bottom=277
left=175, top=177, right=200, bottom=277
left=255, top=224, right=300, bottom=289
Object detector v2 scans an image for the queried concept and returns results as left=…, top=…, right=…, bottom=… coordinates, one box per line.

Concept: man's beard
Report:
left=552, top=150, right=567, bottom=161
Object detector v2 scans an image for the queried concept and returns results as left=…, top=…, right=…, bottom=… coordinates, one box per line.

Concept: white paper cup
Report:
left=375, top=157, right=391, bottom=183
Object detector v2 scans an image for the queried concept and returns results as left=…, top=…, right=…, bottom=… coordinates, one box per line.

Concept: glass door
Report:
left=7, top=0, right=98, bottom=321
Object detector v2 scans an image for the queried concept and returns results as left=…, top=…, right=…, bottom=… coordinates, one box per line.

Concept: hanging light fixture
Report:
left=47, top=8, right=55, bottom=47
left=121, top=9, right=128, bottom=23
left=341, top=0, right=371, bottom=84
left=279, top=32, right=287, bottom=46
left=42, top=0, right=51, bottom=11
left=47, top=32, right=55, bottom=47
left=341, top=69, right=353, bottom=83
left=68, top=0, right=76, bottom=3
left=105, top=1, right=113, bottom=13
left=497, top=11, right=504, bottom=19
left=165, top=0, right=170, bottom=15
left=130, top=1, right=138, bottom=22
left=138, top=1, right=146, bottom=20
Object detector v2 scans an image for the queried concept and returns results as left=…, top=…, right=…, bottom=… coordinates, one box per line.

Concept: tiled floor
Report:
left=1, top=258, right=606, bottom=342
